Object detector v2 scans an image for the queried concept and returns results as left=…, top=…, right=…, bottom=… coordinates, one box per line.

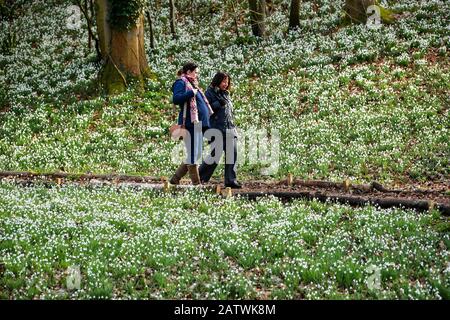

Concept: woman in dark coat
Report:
left=169, top=62, right=213, bottom=185
left=199, top=72, right=241, bottom=188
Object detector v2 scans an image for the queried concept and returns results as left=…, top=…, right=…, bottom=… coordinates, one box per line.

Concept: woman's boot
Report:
left=187, top=164, right=201, bottom=185
left=169, top=163, right=188, bottom=185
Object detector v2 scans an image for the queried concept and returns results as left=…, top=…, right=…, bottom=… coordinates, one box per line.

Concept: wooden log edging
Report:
left=0, top=171, right=161, bottom=182
left=1, top=171, right=448, bottom=215
left=234, top=191, right=450, bottom=216
left=288, top=178, right=446, bottom=195
left=0, top=171, right=446, bottom=195
left=9, top=178, right=217, bottom=193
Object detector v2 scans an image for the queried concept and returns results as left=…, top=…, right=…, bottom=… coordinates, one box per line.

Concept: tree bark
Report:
left=288, top=0, right=300, bottom=30
left=344, top=0, right=375, bottom=23
left=237, top=191, right=449, bottom=214
left=83, top=0, right=91, bottom=50
left=146, top=10, right=155, bottom=49
left=76, top=0, right=100, bottom=59
left=169, top=0, right=177, bottom=38
left=230, top=0, right=241, bottom=38
left=95, top=0, right=151, bottom=95
left=248, top=0, right=266, bottom=37
left=344, top=0, right=396, bottom=25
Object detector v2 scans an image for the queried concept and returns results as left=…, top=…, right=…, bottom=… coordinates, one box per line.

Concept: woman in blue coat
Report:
left=199, top=72, right=241, bottom=188
left=169, top=62, right=213, bottom=185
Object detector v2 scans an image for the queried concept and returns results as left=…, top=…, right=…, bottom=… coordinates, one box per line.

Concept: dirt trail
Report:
left=0, top=171, right=448, bottom=215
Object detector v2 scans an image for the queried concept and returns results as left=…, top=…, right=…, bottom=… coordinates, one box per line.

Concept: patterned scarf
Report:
left=180, top=74, right=214, bottom=124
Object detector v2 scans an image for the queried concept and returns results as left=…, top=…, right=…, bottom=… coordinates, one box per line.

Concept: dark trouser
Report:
left=199, top=130, right=238, bottom=184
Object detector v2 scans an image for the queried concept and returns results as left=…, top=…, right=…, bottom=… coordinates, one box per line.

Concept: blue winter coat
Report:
left=172, top=79, right=211, bottom=129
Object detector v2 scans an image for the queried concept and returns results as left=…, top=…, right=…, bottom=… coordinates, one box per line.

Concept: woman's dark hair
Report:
left=182, top=62, right=198, bottom=74
left=210, top=72, right=231, bottom=90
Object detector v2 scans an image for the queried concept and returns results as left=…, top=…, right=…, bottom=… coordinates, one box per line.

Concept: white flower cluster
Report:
left=0, top=181, right=448, bottom=299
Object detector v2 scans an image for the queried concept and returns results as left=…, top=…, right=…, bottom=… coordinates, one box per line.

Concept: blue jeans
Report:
left=184, top=123, right=207, bottom=165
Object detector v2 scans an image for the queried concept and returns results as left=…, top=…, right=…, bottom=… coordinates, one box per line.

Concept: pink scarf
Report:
left=180, top=74, right=214, bottom=124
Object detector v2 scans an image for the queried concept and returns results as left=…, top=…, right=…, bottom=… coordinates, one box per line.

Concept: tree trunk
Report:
left=344, top=0, right=375, bottom=23
left=265, top=0, right=274, bottom=15
left=230, top=0, right=241, bottom=38
left=89, top=0, right=100, bottom=59
left=169, top=0, right=177, bottom=39
left=76, top=0, right=100, bottom=59
left=95, top=0, right=151, bottom=95
left=344, top=0, right=396, bottom=24
left=146, top=10, right=155, bottom=49
left=83, top=0, right=91, bottom=50
left=288, top=0, right=300, bottom=30
left=248, top=0, right=266, bottom=37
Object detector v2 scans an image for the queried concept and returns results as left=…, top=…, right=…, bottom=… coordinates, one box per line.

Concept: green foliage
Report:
left=0, top=0, right=449, bottom=300
left=109, top=0, right=147, bottom=31
left=0, top=0, right=24, bottom=54
left=436, top=222, right=450, bottom=233
left=0, top=182, right=448, bottom=299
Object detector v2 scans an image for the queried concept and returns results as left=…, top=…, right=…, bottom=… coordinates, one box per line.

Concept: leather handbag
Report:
left=169, top=102, right=188, bottom=141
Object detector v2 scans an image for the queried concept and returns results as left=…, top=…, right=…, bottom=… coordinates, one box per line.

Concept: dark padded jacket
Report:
left=205, top=86, right=235, bottom=132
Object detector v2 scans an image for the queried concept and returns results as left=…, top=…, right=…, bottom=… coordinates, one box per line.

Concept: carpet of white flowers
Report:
left=0, top=0, right=449, bottom=300
left=0, top=0, right=448, bottom=183
left=0, top=181, right=449, bottom=299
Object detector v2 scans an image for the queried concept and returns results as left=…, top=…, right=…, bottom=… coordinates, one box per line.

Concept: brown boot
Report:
left=169, top=163, right=188, bottom=185
left=187, top=164, right=201, bottom=185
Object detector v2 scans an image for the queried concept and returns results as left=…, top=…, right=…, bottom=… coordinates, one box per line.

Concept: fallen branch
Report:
left=0, top=170, right=160, bottom=182
left=234, top=191, right=450, bottom=216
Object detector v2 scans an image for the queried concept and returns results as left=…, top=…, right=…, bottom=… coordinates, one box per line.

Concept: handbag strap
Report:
left=182, top=102, right=187, bottom=126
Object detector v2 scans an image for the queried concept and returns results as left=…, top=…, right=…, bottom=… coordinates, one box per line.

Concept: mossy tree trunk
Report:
left=344, top=0, right=395, bottom=24
left=95, top=0, right=152, bottom=95
left=344, top=0, right=374, bottom=23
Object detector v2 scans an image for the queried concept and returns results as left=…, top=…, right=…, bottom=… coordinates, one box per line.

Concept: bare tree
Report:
left=288, top=0, right=300, bottom=30
left=169, top=0, right=177, bottom=38
left=248, top=0, right=266, bottom=37
left=229, top=0, right=241, bottom=38
left=146, top=10, right=155, bottom=49
left=75, top=0, right=100, bottom=59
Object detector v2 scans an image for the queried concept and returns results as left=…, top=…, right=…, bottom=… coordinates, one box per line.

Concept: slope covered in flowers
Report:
left=0, top=0, right=449, bottom=183
left=0, top=0, right=449, bottom=301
